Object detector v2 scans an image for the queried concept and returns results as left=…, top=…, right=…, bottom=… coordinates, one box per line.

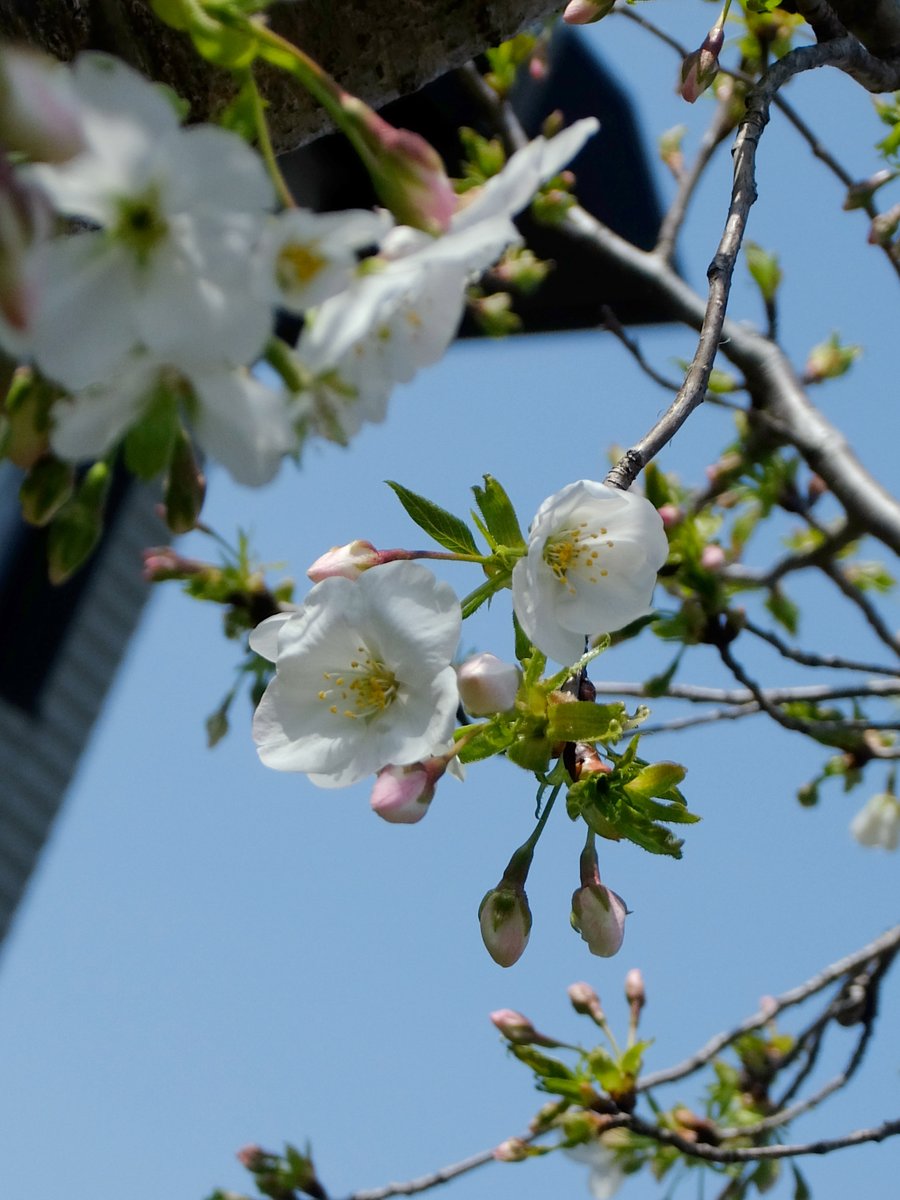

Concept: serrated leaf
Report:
left=472, top=475, right=526, bottom=549
left=624, top=762, right=687, bottom=799
left=510, top=1044, right=573, bottom=1078
left=547, top=700, right=627, bottom=744
left=386, top=480, right=479, bottom=555
left=456, top=721, right=516, bottom=763
left=625, top=793, right=699, bottom=824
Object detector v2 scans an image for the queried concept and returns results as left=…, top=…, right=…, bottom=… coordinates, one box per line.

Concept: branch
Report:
left=348, top=1143, right=504, bottom=1200
left=620, top=1111, right=900, bottom=1165
left=638, top=923, right=900, bottom=1091
left=741, top=617, right=900, bottom=676
left=591, top=679, right=900, bottom=706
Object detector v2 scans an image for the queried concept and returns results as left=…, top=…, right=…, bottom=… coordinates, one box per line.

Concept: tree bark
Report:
left=826, top=0, right=900, bottom=56
left=0, top=0, right=562, bottom=151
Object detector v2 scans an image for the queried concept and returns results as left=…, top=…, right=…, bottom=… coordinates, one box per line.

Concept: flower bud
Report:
left=843, top=168, right=895, bottom=211
left=340, top=96, right=455, bottom=235
left=457, top=652, right=520, bottom=715
left=804, top=334, right=861, bottom=383
left=494, top=1137, right=529, bottom=1163
left=141, top=546, right=214, bottom=583
left=867, top=203, right=900, bottom=247
left=479, top=881, right=532, bottom=967
left=624, top=967, right=645, bottom=1010
left=0, top=47, right=86, bottom=163
left=370, top=762, right=436, bottom=824
left=700, top=544, right=726, bottom=572
left=490, top=1008, right=561, bottom=1047
left=47, top=460, right=110, bottom=584
left=657, top=502, right=682, bottom=528
left=307, top=539, right=380, bottom=582
left=163, top=428, right=206, bottom=533
left=0, top=158, right=50, bottom=343
left=571, top=842, right=627, bottom=958
left=562, top=0, right=615, bottom=24
left=679, top=26, right=724, bottom=104
left=567, top=981, right=605, bottom=1025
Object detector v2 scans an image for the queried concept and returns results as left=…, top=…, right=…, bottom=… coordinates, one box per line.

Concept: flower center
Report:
left=113, top=188, right=168, bottom=264
left=317, top=647, right=399, bottom=721
left=277, top=241, right=327, bottom=290
left=543, top=521, right=611, bottom=594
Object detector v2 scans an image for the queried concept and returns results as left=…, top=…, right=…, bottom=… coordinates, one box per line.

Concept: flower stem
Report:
left=245, top=71, right=295, bottom=209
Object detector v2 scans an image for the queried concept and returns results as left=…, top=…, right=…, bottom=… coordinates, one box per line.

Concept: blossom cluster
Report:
left=0, top=45, right=599, bottom=495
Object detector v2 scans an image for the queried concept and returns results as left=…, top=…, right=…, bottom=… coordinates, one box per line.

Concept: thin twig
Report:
left=591, top=678, right=900, bottom=706
left=637, top=924, right=900, bottom=1091
left=348, top=1143, right=506, bottom=1200
left=819, top=560, right=900, bottom=657
left=742, top=618, right=900, bottom=676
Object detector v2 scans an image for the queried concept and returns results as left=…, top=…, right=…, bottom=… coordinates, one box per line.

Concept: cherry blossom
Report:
left=26, top=53, right=275, bottom=389
left=512, top=480, right=669, bottom=665
left=250, top=561, right=461, bottom=788
left=850, top=790, right=900, bottom=850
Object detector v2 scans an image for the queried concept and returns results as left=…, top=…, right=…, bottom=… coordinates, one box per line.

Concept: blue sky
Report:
left=0, top=6, right=898, bottom=1200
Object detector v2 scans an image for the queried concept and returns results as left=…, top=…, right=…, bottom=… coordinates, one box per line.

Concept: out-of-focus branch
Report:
left=592, top=679, right=900, bottom=706
left=742, top=618, right=900, bottom=676
left=638, top=924, right=900, bottom=1092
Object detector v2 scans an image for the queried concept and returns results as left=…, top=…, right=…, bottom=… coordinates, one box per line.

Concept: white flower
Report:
left=250, top=561, right=461, bottom=788
left=293, top=120, right=600, bottom=441
left=26, top=53, right=274, bottom=389
left=512, top=480, right=669, bottom=665
left=260, top=207, right=392, bottom=313
left=50, top=354, right=299, bottom=486
left=566, top=1142, right=625, bottom=1200
left=850, top=791, right=900, bottom=850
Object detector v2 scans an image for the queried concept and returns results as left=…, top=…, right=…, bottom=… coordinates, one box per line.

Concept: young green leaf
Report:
left=386, top=480, right=479, bottom=555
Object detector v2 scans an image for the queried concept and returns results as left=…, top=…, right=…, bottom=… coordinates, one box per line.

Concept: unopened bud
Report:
left=341, top=96, right=455, bottom=235
left=0, top=47, right=86, bottom=163
left=141, top=546, right=213, bottom=583
left=804, top=333, right=861, bottom=383
left=700, top=543, right=726, bottom=572
left=562, top=0, right=615, bottom=24
left=868, top=203, right=900, bottom=247
left=0, top=158, right=50, bottom=343
left=493, top=1137, right=529, bottom=1162
left=490, top=1008, right=560, bottom=1047
left=567, top=981, right=605, bottom=1025
left=843, top=168, right=895, bottom=211
left=658, top=125, right=686, bottom=178
left=457, top=652, right=520, bottom=715
left=657, top=502, right=682, bottom=528
left=679, top=26, right=724, bottom=104
left=307, top=539, right=379, bottom=582
left=571, top=842, right=627, bottom=958
left=479, top=882, right=532, bottom=967
left=370, top=761, right=437, bottom=824
left=163, top=428, right=205, bottom=533
left=624, top=968, right=645, bottom=1011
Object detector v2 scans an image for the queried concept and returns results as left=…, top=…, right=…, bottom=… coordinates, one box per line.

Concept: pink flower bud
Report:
left=624, top=968, right=645, bottom=1010
left=490, top=1008, right=560, bottom=1047
left=563, top=0, right=615, bottom=24
left=571, top=842, right=627, bottom=958
left=0, top=47, right=86, bottom=163
left=0, top=158, right=49, bottom=339
left=340, top=96, right=455, bottom=235
left=494, top=1137, right=529, bottom=1162
left=307, top=539, right=380, bottom=582
left=457, top=652, right=520, bottom=715
left=679, top=26, right=724, bottom=104
left=479, top=882, right=532, bottom=967
left=700, top=544, right=726, bottom=572
left=657, top=503, right=682, bottom=528
left=370, top=762, right=436, bottom=824
left=142, top=546, right=210, bottom=582
left=567, top=981, right=605, bottom=1024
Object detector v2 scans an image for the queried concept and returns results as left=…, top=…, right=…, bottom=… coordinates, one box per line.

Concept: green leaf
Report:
left=386, top=480, right=479, bottom=555
left=456, top=721, right=516, bottom=764
left=791, top=1165, right=811, bottom=1200
left=626, top=794, right=698, bottom=825
left=472, top=475, right=526, bottom=549
left=765, top=586, right=799, bottom=635
left=745, top=241, right=783, bottom=303
left=624, top=762, right=687, bottom=799
left=510, top=1044, right=573, bottom=1079
left=547, top=700, right=627, bottom=744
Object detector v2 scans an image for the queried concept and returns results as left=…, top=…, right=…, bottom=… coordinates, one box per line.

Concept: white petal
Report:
left=30, top=235, right=138, bottom=388
left=160, top=124, right=274, bottom=215
left=50, top=366, right=151, bottom=461
left=248, top=612, right=294, bottom=662
left=190, top=369, right=297, bottom=487
left=360, top=561, right=461, bottom=673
